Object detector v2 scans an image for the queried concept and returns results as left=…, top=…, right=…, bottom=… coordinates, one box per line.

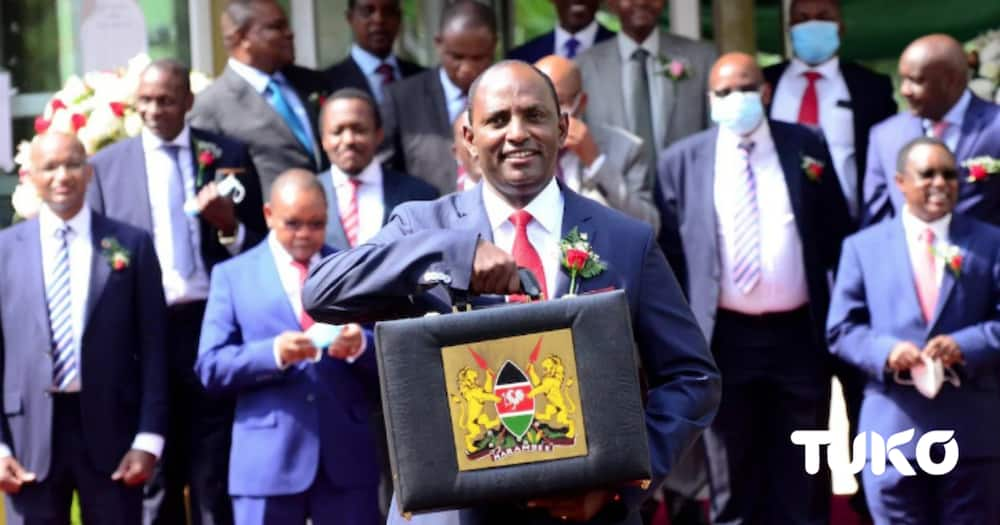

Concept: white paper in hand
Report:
left=305, top=323, right=342, bottom=363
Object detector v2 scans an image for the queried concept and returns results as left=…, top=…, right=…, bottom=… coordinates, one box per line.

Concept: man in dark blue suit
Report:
left=863, top=34, right=1000, bottom=227
left=88, top=60, right=265, bottom=525
left=318, top=88, right=437, bottom=250
left=197, top=170, right=379, bottom=525
left=303, top=60, right=720, bottom=525
left=0, top=132, right=168, bottom=524
left=657, top=53, right=852, bottom=525
left=764, top=0, right=896, bottom=221
left=506, top=0, right=615, bottom=63
left=325, top=0, right=424, bottom=105
left=828, top=138, right=1000, bottom=524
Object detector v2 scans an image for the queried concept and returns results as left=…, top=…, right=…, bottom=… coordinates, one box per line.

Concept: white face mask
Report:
left=894, top=353, right=962, bottom=399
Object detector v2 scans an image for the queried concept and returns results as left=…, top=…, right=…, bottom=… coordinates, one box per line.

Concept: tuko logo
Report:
left=791, top=429, right=958, bottom=476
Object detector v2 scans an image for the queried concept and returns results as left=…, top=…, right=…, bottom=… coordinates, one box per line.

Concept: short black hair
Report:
left=222, top=0, right=276, bottom=48
left=143, top=58, right=191, bottom=92
left=439, top=0, right=498, bottom=37
left=466, top=60, right=561, bottom=124
left=896, top=137, right=954, bottom=174
left=321, top=87, right=383, bottom=130
left=348, top=0, right=401, bottom=9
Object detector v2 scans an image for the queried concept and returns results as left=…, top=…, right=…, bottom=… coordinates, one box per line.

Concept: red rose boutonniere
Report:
left=194, top=140, right=222, bottom=187
left=100, top=237, right=131, bottom=271
left=308, top=91, right=329, bottom=109
left=962, top=156, right=1000, bottom=183
left=801, top=155, right=824, bottom=182
left=560, top=227, right=606, bottom=296
left=929, top=242, right=963, bottom=277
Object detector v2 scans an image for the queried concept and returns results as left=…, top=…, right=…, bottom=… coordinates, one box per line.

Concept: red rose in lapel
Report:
left=800, top=155, right=824, bottom=182
left=101, top=237, right=131, bottom=271
left=560, top=228, right=607, bottom=295
left=198, top=150, right=215, bottom=169
left=969, top=164, right=987, bottom=181
left=565, top=248, right=589, bottom=271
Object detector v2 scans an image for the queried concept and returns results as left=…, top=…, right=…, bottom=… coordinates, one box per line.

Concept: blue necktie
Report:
left=49, top=224, right=78, bottom=391
left=265, top=78, right=315, bottom=156
left=163, top=144, right=197, bottom=278
left=565, top=37, right=581, bottom=59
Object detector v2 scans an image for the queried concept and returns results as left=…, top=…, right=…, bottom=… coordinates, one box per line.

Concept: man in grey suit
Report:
left=190, top=0, right=326, bottom=197
left=577, top=0, right=716, bottom=168
left=380, top=0, right=496, bottom=195
left=535, top=54, right=659, bottom=232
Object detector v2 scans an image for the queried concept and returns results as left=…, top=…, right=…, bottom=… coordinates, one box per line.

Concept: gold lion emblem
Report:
left=527, top=355, right=577, bottom=438
left=451, top=367, right=501, bottom=453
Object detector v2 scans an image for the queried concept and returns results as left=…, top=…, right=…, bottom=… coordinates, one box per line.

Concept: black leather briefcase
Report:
left=374, top=288, right=651, bottom=516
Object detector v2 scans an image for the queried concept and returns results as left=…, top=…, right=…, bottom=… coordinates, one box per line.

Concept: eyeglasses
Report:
left=280, top=219, right=326, bottom=232
left=910, top=168, right=959, bottom=181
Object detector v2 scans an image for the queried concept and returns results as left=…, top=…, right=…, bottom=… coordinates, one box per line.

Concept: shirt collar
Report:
left=267, top=230, right=321, bottom=269
left=925, top=89, right=972, bottom=129
left=438, top=67, right=466, bottom=102
left=555, top=19, right=600, bottom=49
left=39, top=203, right=91, bottom=241
left=350, top=44, right=399, bottom=75
left=788, top=56, right=841, bottom=80
left=141, top=125, right=191, bottom=153
left=901, top=206, right=951, bottom=244
left=482, top=177, right=563, bottom=235
left=331, top=160, right=383, bottom=188
left=228, top=57, right=281, bottom=94
left=617, top=27, right=660, bottom=62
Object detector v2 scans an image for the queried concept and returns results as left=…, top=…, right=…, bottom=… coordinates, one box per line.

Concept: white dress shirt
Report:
left=554, top=20, right=601, bottom=58
left=227, top=58, right=319, bottom=160
left=0, top=206, right=165, bottom=459
left=482, top=178, right=564, bottom=297
left=438, top=68, right=467, bottom=125
left=771, top=57, right=858, bottom=218
left=331, top=161, right=385, bottom=245
left=350, top=44, right=401, bottom=104
left=617, top=28, right=666, bottom=149
left=922, top=89, right=971, bottom=153
left=267, top=233, right=365, bottom=366
left=901, top=207, right=951, bottom=287
left=714, top=121, right=809, bottom=314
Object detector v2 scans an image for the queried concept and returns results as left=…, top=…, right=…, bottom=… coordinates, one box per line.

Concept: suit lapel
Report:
left=696, top=129, right=720, bottom=266
left=222, top=66, right=304, bottom=159
left=261, top=244, right=300, bottom=328
left=928, top=215, right=970, bottom=330
left=597, top=44, right=627, bottom=129
left=771, top=123, right=808, bottom=230
left=888, top=218, right=927, bottom=328
left=381, top=169, right=403, bottom=225
left=16, top=220, right=52, bottom=346
left=955, top=97, right=987, bottom=164
left=347, top=58, right=374, bottom=99
left=554, top=190, right=596, bottom=298
left=657, top=33, right=678, bottom=146
left=319, top=171, right=349, bottom=250
left=85, top=213, right=112, bottom=332
left=123, top=138, right=155, bottom=232
left=428, top=68, right=453, bottom=136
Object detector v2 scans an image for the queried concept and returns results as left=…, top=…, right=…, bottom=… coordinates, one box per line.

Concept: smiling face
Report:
left=235, top=0, right=295, bottom=74
left=136, top=66, right=193, bottom=141
left=464, top=62, right=567, bottom=208
left=610, top=0, right=665, bottom=43
left=552, top=0, right=600, bottom=33
left=347, top=0, right=402, bottom=58
left=321, top=97, right=383, bottom=176
left=895, top=142, right=959, bottom=222
left=29, top=133, right=92, bottom=220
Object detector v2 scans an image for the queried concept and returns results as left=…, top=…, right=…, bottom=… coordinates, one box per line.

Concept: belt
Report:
left=716, top=304, right=811, bottom=330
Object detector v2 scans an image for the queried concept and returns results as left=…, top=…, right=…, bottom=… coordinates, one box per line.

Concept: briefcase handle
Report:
left=431, top=267, right=542, bottom=312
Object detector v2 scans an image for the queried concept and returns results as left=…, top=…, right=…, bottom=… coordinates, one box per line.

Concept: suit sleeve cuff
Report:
left=346, top=331, right=368, bottom=364
left=225, top=222, right=247, bottom=256
left=273, top=337, right=291, bottom=370
left=0, top=443, right=11, bottom=459
left=132, top=433, right=165, bottom=459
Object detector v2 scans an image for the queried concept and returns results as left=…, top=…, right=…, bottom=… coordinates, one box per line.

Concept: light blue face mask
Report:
left=711, top=91, right=765, bottom=136
left=790, top=20, right=840, bottom=65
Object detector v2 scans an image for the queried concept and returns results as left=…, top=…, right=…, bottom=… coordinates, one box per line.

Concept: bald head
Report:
left=899, top=34, right=968, bottom=120
left=269, top=169, right=326, bottom=206
left=709, top=53, right=764, bottom=94
left=534, top=55, right=584, bottom=115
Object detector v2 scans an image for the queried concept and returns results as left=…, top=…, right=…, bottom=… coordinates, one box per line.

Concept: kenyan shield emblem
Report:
left=493, top=360, right=535, bottom=439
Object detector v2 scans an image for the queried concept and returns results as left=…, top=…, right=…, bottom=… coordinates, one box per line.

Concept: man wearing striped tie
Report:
left=657, top=53, right=852, bottom=525
left=0, top=132, right=168, bottom=524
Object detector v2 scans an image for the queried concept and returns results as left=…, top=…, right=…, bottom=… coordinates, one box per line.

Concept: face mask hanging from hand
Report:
left=893, top=353, right=962, bottom=399
left=790, top=20, right=840, bottom=66
left=710, top=91, right=765, bottom=136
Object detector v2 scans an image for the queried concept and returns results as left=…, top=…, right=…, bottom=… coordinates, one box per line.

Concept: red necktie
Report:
left=291, top=260, right=315, bottom=330
left=456, top=164, right=467, bottom=191
left=340, top=178, right=361, bottom=247
left=509, top=210, right=548, bottom=301
left=914, top=228, right=938, bottom=323
left=931, top=121, right=949, bottom=140
left=797, top=71, right=822, bottom=126
left=376, top=63, right=395, bottom=85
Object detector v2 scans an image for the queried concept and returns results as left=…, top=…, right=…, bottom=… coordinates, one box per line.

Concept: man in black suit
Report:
left=0, top=132, right=168, bottom=524
left=764, top=0, right=895, bottom=222
left=89, top=60, right=266, bottom=525
left=506, top=0, right=615, bottom=63
left=190, top=0, right=328, bottom=197
left=318, top=87, right=437, bottom=251
left=380, top=0, right=496, bottom=195
left=325, top=0, right=424, bottom=105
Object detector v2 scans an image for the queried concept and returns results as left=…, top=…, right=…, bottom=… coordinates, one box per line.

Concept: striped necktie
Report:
left=49, top=224, right=78, bottom=391
left=340, top=178, right=361, bottom=247
left=732, top=141, right=761, bottom=294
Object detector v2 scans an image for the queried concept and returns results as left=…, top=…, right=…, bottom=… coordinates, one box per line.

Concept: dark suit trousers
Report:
left=704, top=307, right=832, bottom=525
left=862, top=458, right=1000, bottom=525
left=4, top=394, right=142, bottom=525
left=145, top=301, right=234, bottom=525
